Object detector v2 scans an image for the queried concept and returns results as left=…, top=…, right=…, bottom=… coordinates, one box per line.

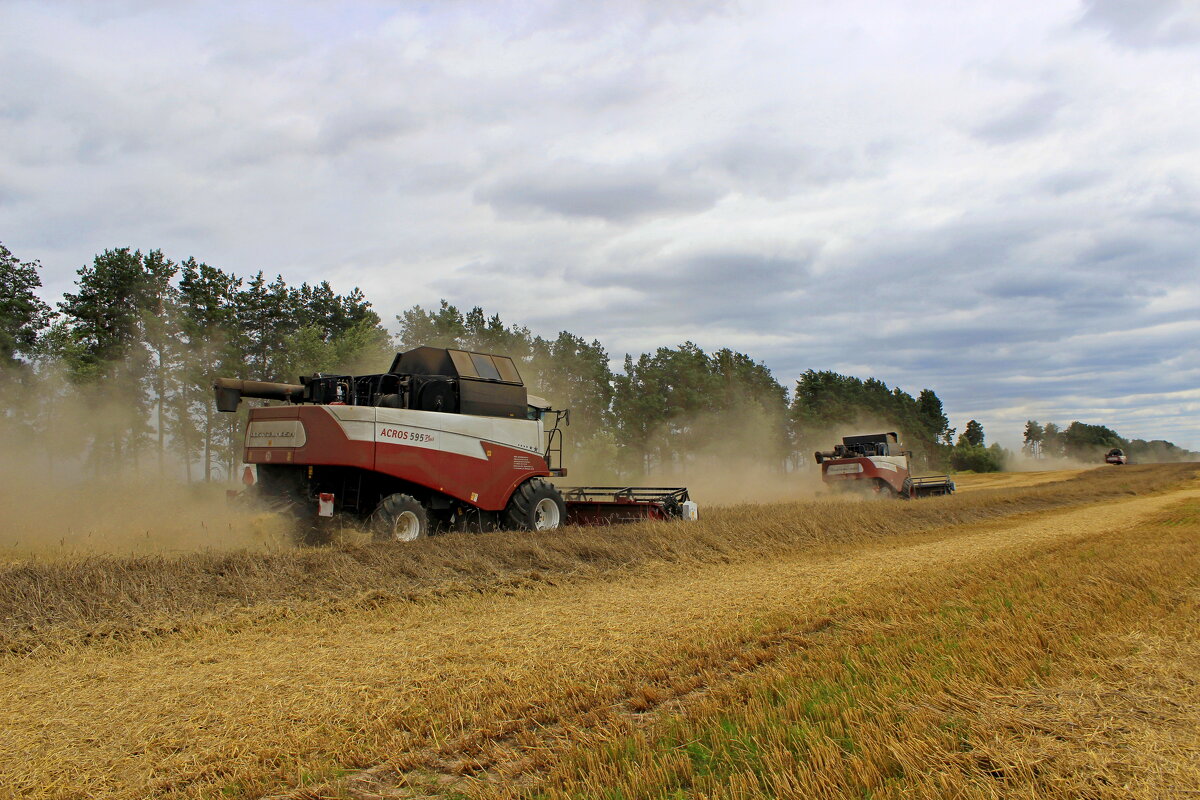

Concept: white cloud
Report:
left=1, top=0, right=1197, bottom=449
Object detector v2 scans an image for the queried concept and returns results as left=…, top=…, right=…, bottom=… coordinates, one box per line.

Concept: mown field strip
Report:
left=501, top=500, right=1200, bottom=800
left=1, top=483, right=1197, bottom=799
left=951, top=468, right=1087, bottom=492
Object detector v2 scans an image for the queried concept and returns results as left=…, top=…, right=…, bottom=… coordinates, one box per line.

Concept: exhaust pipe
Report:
left=213, top=377, right=304, bottom=412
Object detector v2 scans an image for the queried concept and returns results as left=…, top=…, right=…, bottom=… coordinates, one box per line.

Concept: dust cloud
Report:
left=1002, top=453, right=1097, bottom=472
left=603, top=413, right=961, bottom=508
left=0, top=364, right=945, bottom=553
left=563, top=409, right=881, bottom=507
left=0, top=369, right=287, bottom=560
left=647, top=456, right=825, bottom=506
left=0, top=466, right=289, bottom=560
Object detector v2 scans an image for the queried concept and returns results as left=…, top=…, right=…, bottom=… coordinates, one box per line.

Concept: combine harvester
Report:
left=1105, top=447, right=1128, bottom=465
left=215, top=346, right=697, bottom=542
left=814, top=432, right=955, bottom=499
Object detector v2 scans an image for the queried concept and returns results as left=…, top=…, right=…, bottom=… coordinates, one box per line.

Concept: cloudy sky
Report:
left=2, top=0, right=1198, bottom=449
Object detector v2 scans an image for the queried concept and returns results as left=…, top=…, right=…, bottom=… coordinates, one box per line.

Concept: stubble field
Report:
left=1, top=463, right=1198, bottom=799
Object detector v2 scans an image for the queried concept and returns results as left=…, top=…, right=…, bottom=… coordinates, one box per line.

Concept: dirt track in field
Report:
left=2, top=469, right=1198, bottom=799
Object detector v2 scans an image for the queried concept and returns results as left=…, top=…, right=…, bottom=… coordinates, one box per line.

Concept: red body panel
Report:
left=374, top=438, right=547, bottom=510
left=243, top=406, right=548, bottom=511
left=246, top=406, right=374, bottom=470
left=820, top=457, right=911, bottom=495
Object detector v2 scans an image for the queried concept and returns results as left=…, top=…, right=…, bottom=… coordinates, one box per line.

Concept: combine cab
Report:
left=1105, top=448, right=1127, bottom=465
left=815, top=432, right=954, bottom=499
left=215, top=346, right=696, bottom=542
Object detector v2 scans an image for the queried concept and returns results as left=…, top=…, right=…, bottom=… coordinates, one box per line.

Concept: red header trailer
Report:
left=560, top=487, right=697, bottom=525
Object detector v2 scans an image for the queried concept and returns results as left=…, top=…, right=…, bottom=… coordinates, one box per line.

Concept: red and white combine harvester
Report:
left=814, top=432, right=955, bottom=499
left=215, top=346, right=697, bottom=542
left=1105, top=448, right=1128, bottom=465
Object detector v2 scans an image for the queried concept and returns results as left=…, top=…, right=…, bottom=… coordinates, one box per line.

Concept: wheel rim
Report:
left=391, top=510, right=422, bottom=541
left=533, top=497, right=560, bottom=530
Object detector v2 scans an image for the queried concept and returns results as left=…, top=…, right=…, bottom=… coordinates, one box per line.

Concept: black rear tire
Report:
left=255, top=465, right=327, bottom=544
left=505, top=478, right=566, bottom=531
left=369, top=493, right=429, bottom=542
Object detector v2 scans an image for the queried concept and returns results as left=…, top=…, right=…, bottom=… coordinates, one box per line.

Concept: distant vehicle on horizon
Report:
left=1105, top=448, right=1127, bottom=465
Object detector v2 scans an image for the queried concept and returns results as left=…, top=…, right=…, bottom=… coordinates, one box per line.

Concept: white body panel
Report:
left=325, top=405, right=544, bottom=460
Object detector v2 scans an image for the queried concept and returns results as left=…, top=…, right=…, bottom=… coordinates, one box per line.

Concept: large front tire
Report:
left=505, top=478, right=567, bottom=531
left=369, top=493, right=429, bottom=542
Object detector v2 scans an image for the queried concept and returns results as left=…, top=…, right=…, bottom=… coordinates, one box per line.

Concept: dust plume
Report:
left=0, top=367, right=287, bottom=560
left=562, top=406, right=851, bottom=507
left=1002, top=452, right=1097, bottom=472
left=636, top=411, right=953, bottom=507
left=0, top=469, right=288, bottom=560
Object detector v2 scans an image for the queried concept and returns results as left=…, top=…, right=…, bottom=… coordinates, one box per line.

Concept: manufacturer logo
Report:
left=246, top=420, right=306, bottom=448
left=377, top=426, right=436, bottom=444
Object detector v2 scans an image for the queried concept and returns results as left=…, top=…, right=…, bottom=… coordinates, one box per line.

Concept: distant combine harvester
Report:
left=814, top=432, right=955, bottom=499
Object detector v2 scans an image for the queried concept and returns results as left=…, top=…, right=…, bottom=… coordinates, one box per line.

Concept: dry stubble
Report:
left=0, top=468, right=1197, bottom=799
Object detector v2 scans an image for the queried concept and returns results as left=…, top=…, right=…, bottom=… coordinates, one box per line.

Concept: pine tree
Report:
left=56, top=248, right=158, bottom=469
left=1022, top=420, right=1044, bottom=457
left=917, top=389, right=953, bottom=446
left=0, top=242, right=55, bottom=443
left=0, top=242, right=52, bottom=366
left=1042, top=422, right=1062, bottom=457
left=957, top=419, right=985, bottom=447
left=395, top=300, right=468, bottom=350
left=176, top=258, right=242, bottom=481
left=237, top=273, right=295, bottom=382
left=140, top=250, right=179, bottom=471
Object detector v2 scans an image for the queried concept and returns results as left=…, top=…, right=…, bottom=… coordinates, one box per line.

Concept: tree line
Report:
left=385, top=302, right=963, bottom=476
left=2, top=243, right=389, bottom=480
left=1022, top=420, right=1197, bottom=463
left=4, top=240, right=1193, bottom=480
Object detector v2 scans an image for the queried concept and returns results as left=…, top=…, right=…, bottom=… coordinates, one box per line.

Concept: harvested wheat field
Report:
left=951, top=468, right=1088, bottom=493
left=2, top=464, right=1199, bottom=800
